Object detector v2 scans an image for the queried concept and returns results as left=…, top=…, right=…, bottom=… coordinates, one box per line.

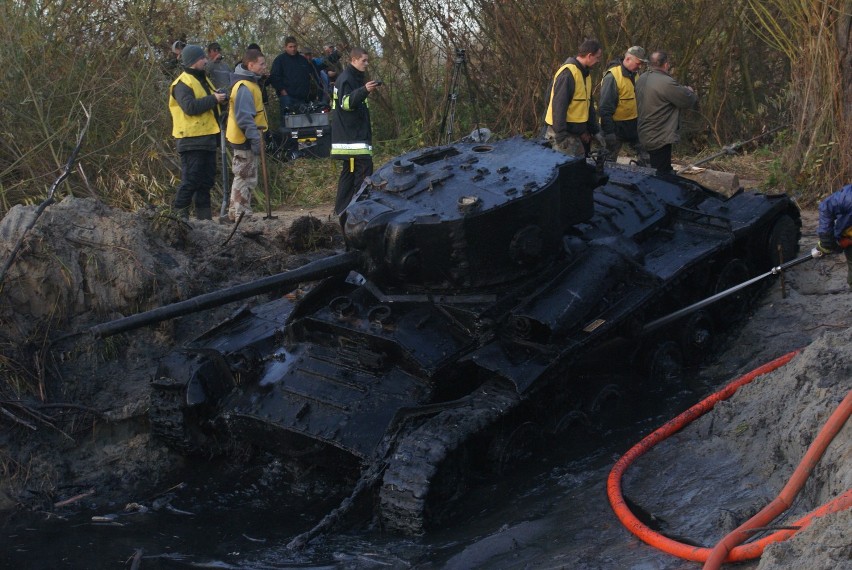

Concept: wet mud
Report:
left=0, top=201, right=849, bottom=569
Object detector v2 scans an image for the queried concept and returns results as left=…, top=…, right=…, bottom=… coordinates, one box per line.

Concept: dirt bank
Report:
left=0, top=197, right=339, bottom=511
left=0, top=198, right=848, bottom=568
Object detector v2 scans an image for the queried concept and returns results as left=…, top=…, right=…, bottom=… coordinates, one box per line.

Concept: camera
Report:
left=374, top=80, right=384, bottom=86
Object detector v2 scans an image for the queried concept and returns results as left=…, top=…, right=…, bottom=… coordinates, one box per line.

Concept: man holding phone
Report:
left=331, top=47, right=381, bottom=215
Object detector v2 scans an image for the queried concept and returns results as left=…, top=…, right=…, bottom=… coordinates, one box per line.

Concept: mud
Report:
left=0, top=199, right=849, bottom=569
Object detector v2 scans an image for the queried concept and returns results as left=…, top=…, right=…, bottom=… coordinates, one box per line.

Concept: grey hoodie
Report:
left=229, top=64, right=263, bottom=153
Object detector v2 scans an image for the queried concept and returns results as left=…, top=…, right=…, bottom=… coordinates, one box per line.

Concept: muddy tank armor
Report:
left=144, top=137, right=800, bottom=534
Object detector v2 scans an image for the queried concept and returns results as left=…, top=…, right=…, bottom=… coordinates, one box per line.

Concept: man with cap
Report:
left=205, top=42, right=231, bottom=90
left=635, top=50, right=698, bottom=176
left=599, top=46, right=650, bottom=165
left=544, top=39, right=604, bottom=157
left=167, top=44, right=227, bottom=220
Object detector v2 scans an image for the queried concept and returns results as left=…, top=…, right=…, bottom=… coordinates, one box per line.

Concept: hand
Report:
left=811, top=247, right=823, bottom=259
left=250, top=138, right=261, bottom=156
left=604, top=133, right=618, bottom=146
left=279, top=89, right=287, bottom=97
left=366, top=80, right=381, bottom=92
left=817, top=234, right=840, bottom=254
left=213, top=91, right=227, bottom=104
left=579, top=132, right=592, bottom=144
left=594, top=132, right=607, bottom=148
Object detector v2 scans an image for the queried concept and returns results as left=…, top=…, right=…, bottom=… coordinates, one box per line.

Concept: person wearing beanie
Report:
left=167, top=45, right=227, bottom=220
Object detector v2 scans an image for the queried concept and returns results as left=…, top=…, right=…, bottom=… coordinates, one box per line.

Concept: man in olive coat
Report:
left=635, top=50, right=697, bottom=175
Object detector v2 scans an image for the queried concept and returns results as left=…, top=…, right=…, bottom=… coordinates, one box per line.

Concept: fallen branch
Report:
left=54, top=488, right=95, bottom=508
left=221, top=211, right=245, bottom=246
left=0, top=405, right=37, bottom=430
left=0, top=104, right=92, bottom=286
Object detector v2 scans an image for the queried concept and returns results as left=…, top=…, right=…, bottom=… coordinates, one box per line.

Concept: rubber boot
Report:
left=195, top=206, right=212, bottom=220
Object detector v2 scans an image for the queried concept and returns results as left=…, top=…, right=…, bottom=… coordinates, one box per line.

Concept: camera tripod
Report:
left=438, top=48, right=486, bottom=145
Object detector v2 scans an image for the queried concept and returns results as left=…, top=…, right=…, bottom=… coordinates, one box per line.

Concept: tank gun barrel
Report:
left=89, top=251, right=361, bottom=339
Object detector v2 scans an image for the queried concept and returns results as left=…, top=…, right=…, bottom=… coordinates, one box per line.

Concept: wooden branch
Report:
left=53, top=488, right=95, bottom=508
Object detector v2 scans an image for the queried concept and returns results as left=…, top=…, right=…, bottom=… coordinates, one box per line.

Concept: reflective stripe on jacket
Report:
left=331, top=64, right=373, bottom=158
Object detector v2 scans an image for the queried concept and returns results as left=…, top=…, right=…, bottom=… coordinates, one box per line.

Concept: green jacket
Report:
left=635, top=68, right=697, bottom=151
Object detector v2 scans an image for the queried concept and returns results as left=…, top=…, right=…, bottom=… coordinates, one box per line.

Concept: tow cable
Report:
left=606, top=350, right=852, bottom=568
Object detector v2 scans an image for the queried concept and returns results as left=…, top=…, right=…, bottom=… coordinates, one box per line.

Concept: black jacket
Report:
left=269, top=51, right=313, bottom=103
left=330, top=64, right=372, bottom=158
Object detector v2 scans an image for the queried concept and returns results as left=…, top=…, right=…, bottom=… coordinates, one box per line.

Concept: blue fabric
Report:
left=817, top=184, right=852, bottom=240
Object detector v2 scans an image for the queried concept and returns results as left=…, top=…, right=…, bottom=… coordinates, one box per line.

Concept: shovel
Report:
left=259, top=127, right=277, bottom=220
left=218, top=121, right=231, bottom=222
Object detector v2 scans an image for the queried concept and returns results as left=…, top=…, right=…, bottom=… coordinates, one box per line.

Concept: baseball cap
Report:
left=626, top=46, right=648, bottom=62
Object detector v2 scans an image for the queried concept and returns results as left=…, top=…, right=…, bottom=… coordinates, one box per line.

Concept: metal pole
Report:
left=642, top=252, right=816, bottom=334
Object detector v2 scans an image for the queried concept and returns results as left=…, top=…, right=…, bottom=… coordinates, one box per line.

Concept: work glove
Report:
left=604, top=133, right=618, bottom=147
left=250, top=138, right=261, bottom=156
left=594, top=132, right=607, bottom=148
left=816, top=234, right=840, bottom=254
left=811, top=247, right=823, bottom=259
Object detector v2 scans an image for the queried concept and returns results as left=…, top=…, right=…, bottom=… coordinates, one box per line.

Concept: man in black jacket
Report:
left=167, top=45, right=227, bottom=220
left=331, top=47, right=381, bottom=215
left=544, top=39, right=603, bottom=157
left=269, top=36, right=314, bottom=116
left=599, top=46, right=649, bottom=164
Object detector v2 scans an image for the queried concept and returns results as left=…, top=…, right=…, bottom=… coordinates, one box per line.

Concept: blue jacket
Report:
left=817, top=184, right=852, bottom=241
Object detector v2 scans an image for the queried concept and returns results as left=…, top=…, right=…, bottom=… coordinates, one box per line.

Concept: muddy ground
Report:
left=0, top=196, right=849, bottom=569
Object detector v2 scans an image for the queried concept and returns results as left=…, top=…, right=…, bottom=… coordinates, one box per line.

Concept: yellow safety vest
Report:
left=605, top=65, right=638, bottom=121
left=545, top=62, right=591, bottom=125
left=168, top=72, right=220, bottom=138
left=226, top=80, right=269, bottom=144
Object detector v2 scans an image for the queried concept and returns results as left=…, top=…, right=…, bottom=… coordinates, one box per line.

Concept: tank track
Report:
left=148, top=377, right=202, bottom=455
left=378, top=380, right=521, bottom=535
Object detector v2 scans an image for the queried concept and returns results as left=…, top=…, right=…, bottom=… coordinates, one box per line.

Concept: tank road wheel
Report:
left=679, top=311, right=714, bottom=365
left=487, top=421, right=544, bottom=475
left=643, top=340, right=684, bottom=388
left=712, top=258, right=752, bottom=326
left=764, top=214, right=800, bottom=268
left=379, top=382, right=520, bottom=535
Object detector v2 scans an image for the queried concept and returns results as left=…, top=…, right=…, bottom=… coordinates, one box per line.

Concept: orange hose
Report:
left=606, top=350, right=852, bottom=564
left=703, top=389, right=852, bottom=569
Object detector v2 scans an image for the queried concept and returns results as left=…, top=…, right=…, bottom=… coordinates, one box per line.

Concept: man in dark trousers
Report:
left=813, top=183, right=852, bottom=289
left=331, top=47, right=381, bottom=216
left=544, top=39, right=604, bottom=157
left=167, top=44, right=227, bottom=220
left=599, top=46, right=649, bottom=164
left=635, top=50, right=697, bottom=175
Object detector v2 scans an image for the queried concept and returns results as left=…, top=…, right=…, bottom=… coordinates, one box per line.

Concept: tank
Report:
left=129, top=137, right=800, bottom=535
